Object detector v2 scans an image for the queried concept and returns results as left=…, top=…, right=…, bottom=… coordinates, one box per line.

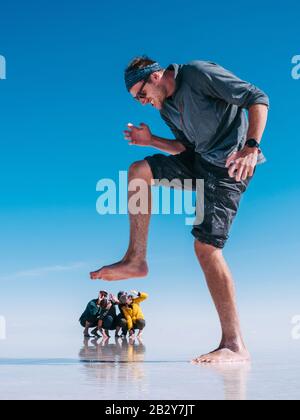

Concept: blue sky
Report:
left=0, top=0, right=300, bottom=357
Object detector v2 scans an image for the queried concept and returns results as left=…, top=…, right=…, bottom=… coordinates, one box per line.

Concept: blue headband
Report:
left=124, top=62, right=162, bottom=91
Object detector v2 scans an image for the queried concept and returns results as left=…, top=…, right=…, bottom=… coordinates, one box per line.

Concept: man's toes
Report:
left=197, top=355, right=214, bottom=363
left=100, top=270, right=116, bottom=280
left=90, top=270, right=103, bottom=280
left=193, top=356, right=206, bottom=363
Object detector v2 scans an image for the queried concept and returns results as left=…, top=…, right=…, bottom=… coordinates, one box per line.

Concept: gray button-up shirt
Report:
left=160, top=61, right=269, bottom=167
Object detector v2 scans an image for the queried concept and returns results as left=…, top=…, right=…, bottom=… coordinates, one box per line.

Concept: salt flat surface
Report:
left=0, top=337, right=300, bottom=400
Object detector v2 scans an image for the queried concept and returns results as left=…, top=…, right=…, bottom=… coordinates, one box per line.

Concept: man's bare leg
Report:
left=193, top=240, right=250, bottom=363
left=90, top=160, right=153, bottom=281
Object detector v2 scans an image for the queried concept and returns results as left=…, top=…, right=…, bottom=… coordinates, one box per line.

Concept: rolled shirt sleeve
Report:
left=190, top=61, right=270, bottom=109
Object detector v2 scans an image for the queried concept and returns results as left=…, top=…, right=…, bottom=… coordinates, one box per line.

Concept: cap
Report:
left=119, top=295, right=128, bottom=305
left=117, top=291, right=126, bottom=300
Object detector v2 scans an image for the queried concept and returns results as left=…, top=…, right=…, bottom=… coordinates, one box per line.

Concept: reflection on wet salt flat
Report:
left=196, top=363, right=251, bottom=401
left=78, top=337, right=251, bottom=400
left=79, top=336, right=146, bottom=363
left=0, top=341, right=300, bottom=399
left=79, top=337, right=148, bottom=396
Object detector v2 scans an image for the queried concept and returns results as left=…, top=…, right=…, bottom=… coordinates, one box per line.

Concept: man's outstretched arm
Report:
left=151, top=134, right=186, bottom=155
left=124, top=123, right=187, bottom=155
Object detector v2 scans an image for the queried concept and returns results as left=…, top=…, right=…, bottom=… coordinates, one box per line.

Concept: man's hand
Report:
left=109, top=293, right=118, bottom=303
left=123, top=123, right=153, bottom=147
left=226, top=146, right=259, bottom=182
left=130, top=290, right=138, bottom=296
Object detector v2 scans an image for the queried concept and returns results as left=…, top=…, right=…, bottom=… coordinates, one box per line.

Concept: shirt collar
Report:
left=161, top=63, right=182, bottom=111
left=166, top=63, right=182, bottom=96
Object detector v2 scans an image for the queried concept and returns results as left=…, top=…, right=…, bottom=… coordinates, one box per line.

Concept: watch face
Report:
left=246, top=139, right=258, bottom=147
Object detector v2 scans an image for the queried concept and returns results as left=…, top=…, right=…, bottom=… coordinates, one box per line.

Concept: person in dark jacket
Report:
left=80, top=291, right=124, bottom=339
left=97, top=294, right=120, bottom=339
left=79, top=290, right=107, bottom=337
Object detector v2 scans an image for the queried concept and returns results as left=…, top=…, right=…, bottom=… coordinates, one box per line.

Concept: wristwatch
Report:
left=245, top=138, right=262, bottom=154
left=245, top=138, right=261, bottom=150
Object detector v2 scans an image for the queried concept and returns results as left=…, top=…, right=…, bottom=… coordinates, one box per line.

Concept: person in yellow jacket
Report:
left=119, top=290, right=148, bottom=338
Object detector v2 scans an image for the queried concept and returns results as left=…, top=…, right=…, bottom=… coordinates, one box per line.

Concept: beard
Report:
left=152, top=84, right=168, bottom=109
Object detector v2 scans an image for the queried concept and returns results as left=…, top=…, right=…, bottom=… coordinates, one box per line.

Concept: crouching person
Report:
left=115, top=291, right=129, bottom=339
left=79, top=290, right=108, bottom=337
left=120, top=291, right=148, bottom=338
left=97, top=294, right=120, bottom=339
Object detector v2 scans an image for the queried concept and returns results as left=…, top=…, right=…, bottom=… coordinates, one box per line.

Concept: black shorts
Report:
left=144, top=150, right=254, bottom=249
left=79, top=318, right=98, bottom=328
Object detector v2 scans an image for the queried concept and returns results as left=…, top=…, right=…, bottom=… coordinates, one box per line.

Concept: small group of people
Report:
left=79, top=290, right=148, bottom=339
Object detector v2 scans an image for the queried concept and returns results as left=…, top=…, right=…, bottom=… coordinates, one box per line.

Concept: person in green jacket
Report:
left=79, top=290, right=108, bottom=337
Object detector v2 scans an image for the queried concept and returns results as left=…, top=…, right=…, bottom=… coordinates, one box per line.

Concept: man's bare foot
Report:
left=90, top=259, right=148, bottom=281
left=192, top=347, right=250, bottom=364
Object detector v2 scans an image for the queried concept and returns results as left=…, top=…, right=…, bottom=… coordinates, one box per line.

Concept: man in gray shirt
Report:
left=90, top=57, right=269, bottom=364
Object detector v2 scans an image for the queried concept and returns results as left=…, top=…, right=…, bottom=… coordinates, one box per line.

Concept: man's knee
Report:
left=129, top=160, right=153, bottom=182
left=194, top=239, right=221, bottom=265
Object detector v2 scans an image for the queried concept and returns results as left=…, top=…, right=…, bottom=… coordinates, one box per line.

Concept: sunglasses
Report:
left=134, top=74, right=151, bottom=102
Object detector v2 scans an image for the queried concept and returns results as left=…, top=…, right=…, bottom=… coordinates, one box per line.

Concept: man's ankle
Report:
left=123, top=254, right=146, bottom=263
left=220, top=339, right=246, bottom=352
